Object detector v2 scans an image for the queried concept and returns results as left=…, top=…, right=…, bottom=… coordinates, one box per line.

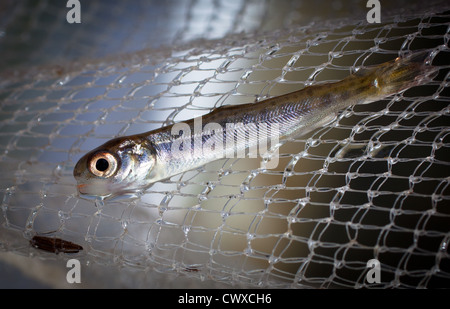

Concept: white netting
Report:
left=0, top=0, right=449, bottom=288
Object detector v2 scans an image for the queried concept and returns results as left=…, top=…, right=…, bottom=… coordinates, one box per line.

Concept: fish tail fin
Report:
left=374, top=50, right=438, bottom=96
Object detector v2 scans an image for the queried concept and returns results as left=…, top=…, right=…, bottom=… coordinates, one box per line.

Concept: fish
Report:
left=30, top=236, right=83, bottom=254
left=73, top=51, right=437, bottom=198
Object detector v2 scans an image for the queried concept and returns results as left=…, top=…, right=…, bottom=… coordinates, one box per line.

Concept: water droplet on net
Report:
left=192, top=204, right=202, bottom=210
left=330, top=201, right=340, bottom=211
left=330, top=51, right=343, bottom=59
left=244, top=248, right=253, bottom=256
left=287, top=216, right=297, bottom=224
left=240, top=70, right=252, bottom=80
left=415, top=126, right=427, bottom=133
left=200, top=186, right=212, bottom=196
left=284, top=170, right=294, bottom=178
left=117, top=75, right=127, bottom=84
left=368, top=141, right=382, bottom=152
left=182, top=225, right=190, bottom=236
left=58, top=210, right=69, bottom=221
left=57, top=76, right=70, bottom=86
left=160, top=193, right=172, bottom=207
left=268, top=255, right=279, bottom=264
left=345, top=172, right=358, bottom=182
left=334, top=260, right=344, bottom=269
left=367, top=190, right=379, bottom=198
left=95, top=198, right=105, bottom=208
left=286, top=54, right=300, bottom=67
left=440, top=239, right=449, bottom=252
left=266, top=45, right=280, bottom=55
left=307, top=239, right=316, bottom=251
left=240, top=184, right=250, bottom=193
left=409, top=175, right=422, bottom=184
left=353, top=125, right=364, bottom=134
left=217, top=60, right=232, bottom=73
left=405, top=136, right=415, bottom=145
left=198, top=195, right=208, bottom=202
left=374, top=37, right=387, bottom=45
left=307, top=138, right=320, bottom=147
left=264, top=198, right=273, bottom=206
left=402, top=111, right=415, bottom=120
left=433, top=142, right=443, bottom=150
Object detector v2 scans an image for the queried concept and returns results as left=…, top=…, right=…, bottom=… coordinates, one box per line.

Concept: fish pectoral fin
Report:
left=316, top=113, right=338, bottom=128
left=259, top=113, right=339, bottom=170
left=290, top=113, right=338, bottom=139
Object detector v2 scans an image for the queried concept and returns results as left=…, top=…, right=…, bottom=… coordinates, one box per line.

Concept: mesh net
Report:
left=0, top=0, right=449, bottom=288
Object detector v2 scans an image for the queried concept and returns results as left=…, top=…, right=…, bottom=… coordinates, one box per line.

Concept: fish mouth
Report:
left=76, top=180, right=138, bottom=199
left=76, top=181, right=113, bottom=197
left=77, top=183, right=87, bottom=191
left=76, top=180, right=146, bottom=200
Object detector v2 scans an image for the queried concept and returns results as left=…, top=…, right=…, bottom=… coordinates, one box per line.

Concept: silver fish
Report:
left=74, top=51, right=437, bottom=198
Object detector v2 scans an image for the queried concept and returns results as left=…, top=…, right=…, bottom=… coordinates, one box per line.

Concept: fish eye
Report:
left=88, top=151, right=118, bottom=178
left=95, top=158, right=109, bottom=171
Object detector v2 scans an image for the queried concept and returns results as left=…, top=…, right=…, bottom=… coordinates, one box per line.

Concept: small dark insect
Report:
left=184, top=266, right=201, bottom=272
left=30, top=236, right=83, bottom=254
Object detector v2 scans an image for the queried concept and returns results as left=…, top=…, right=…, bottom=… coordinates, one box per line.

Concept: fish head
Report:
left=73, top=136, right=156, bottom=198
